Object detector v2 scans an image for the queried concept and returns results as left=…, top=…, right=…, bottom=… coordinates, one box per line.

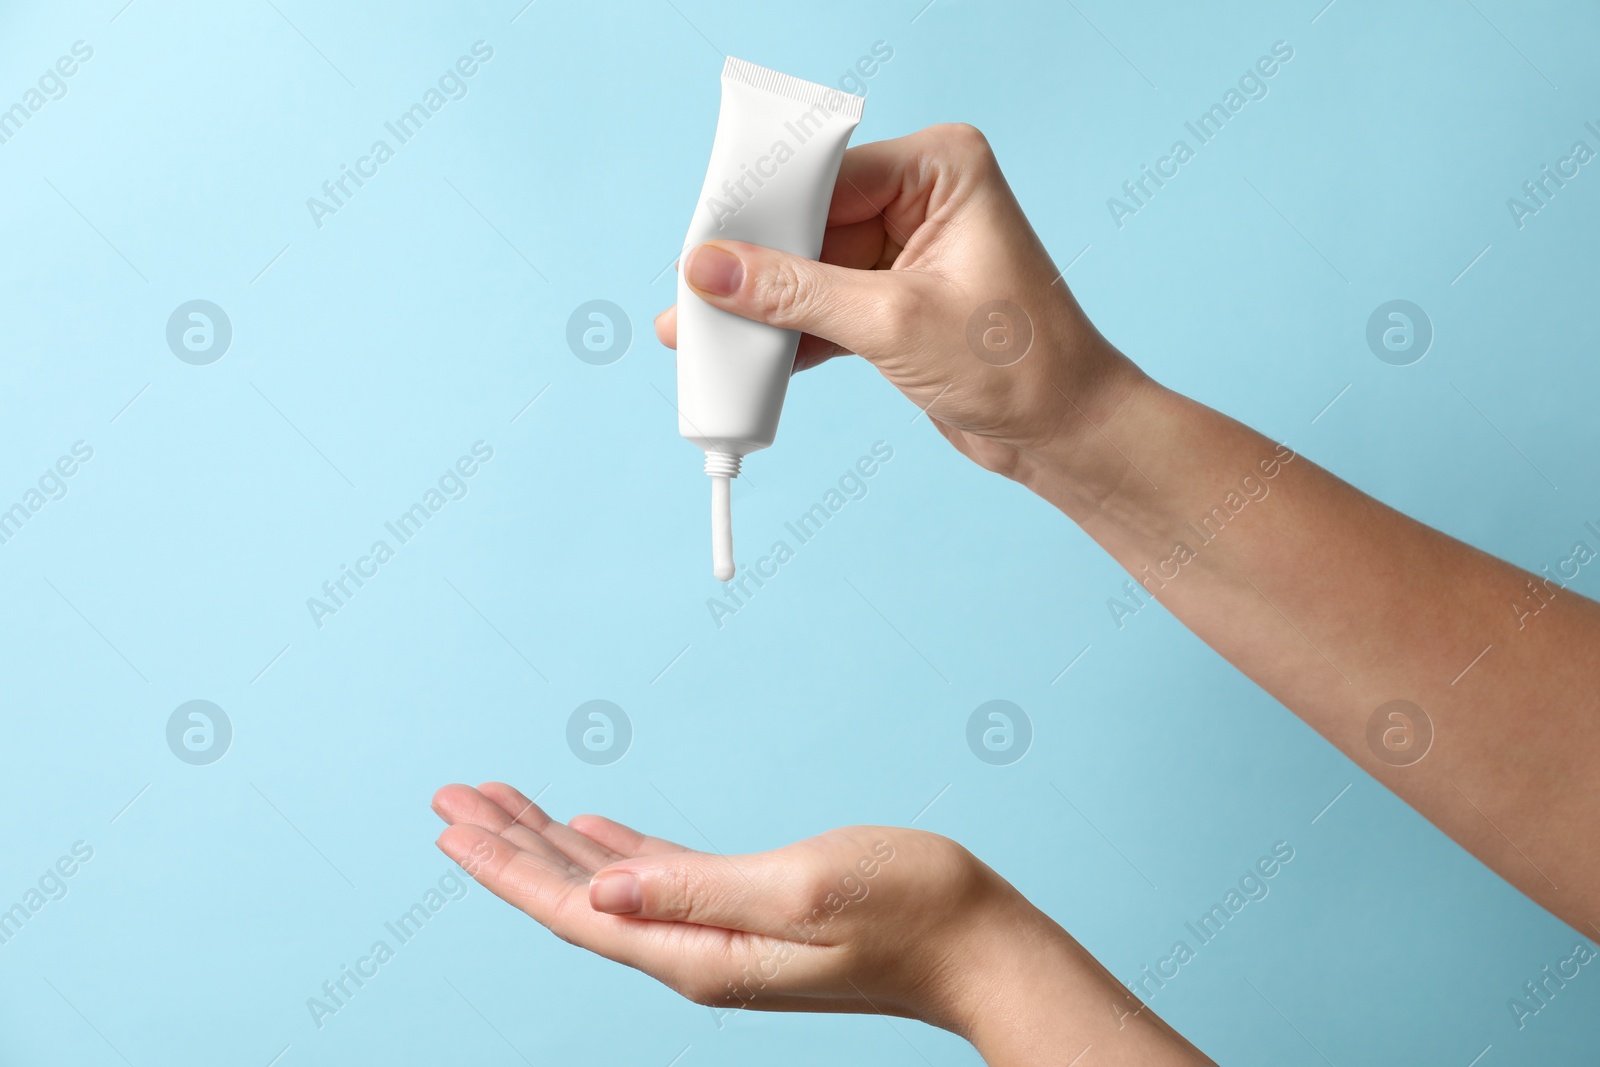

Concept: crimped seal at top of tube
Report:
left=721, top=56, right=866, bottom=121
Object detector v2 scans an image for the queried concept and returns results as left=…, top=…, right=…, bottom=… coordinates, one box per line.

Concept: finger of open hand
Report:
left=438, top=823, right=763, bottom=995
left=432, top=784, right=595, bottom=877
left=436, top=823, right=617, bottom=954
left=476, top=781, right=624, bottom=870
left=568, top=813, right=691, bottom=859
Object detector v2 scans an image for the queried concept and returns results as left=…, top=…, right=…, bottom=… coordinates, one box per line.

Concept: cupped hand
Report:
left=654, top=123, right=1144, bottom=481
left=431, top=781, right=1015, bottom=1029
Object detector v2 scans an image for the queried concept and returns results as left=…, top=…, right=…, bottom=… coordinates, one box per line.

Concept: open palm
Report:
left=432, top=781, right=991, bottom=1023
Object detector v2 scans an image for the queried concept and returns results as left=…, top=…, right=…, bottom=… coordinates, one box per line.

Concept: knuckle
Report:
left=935, top=122, right=994, bottom=164
left=752, top=258, right=812, bottom=326
left=658, top=864, right=699, bottom=920
left=658, top=862, right=733, bottom=927
left=785, top=870, right=839, bottom=933
left=878, top=284, right=925, bottom=343
left=775, top=896, right=821, bottom=939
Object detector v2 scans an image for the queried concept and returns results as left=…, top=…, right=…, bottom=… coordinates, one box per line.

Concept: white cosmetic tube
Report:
left=677, top=58, right=864, bottom=580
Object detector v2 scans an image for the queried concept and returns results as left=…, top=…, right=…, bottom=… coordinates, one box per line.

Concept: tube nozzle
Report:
left=705, top=451, right=741, bottom=581
left=711, top=475, right=733, bottom=581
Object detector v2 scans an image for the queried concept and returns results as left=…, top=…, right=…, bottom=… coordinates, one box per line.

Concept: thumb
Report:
left=682, top=240, right=928, bottom=360
left=589, top=849, right=813, bottom=937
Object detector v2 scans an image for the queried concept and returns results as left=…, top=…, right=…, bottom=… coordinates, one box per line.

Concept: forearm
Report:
left=1018, top=370, right=1600, bottom=929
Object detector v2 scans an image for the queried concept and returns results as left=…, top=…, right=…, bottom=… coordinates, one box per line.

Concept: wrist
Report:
left=928, top=878, right=1212, bottom=1066
left=1014, top=353, right=1168, bottom=522
left=935, top=887, right=1090, bottom=1042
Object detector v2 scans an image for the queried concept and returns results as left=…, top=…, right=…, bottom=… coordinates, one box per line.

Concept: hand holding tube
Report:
left=658, top=122, right=1145, bottom=492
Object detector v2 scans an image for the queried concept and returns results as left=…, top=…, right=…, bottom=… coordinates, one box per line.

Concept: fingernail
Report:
left=590, top=871, right=643, bottom=914
left=685, top=244, right=743, bottom=296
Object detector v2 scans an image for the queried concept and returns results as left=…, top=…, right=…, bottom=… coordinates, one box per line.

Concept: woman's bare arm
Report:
left=1025, top=376, right=1600, bottom=932
left=659, top=122, right=1600, bottom=931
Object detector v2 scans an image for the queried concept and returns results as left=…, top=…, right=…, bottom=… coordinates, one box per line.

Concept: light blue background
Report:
left=3, top=0, right=1598, bottom=1064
